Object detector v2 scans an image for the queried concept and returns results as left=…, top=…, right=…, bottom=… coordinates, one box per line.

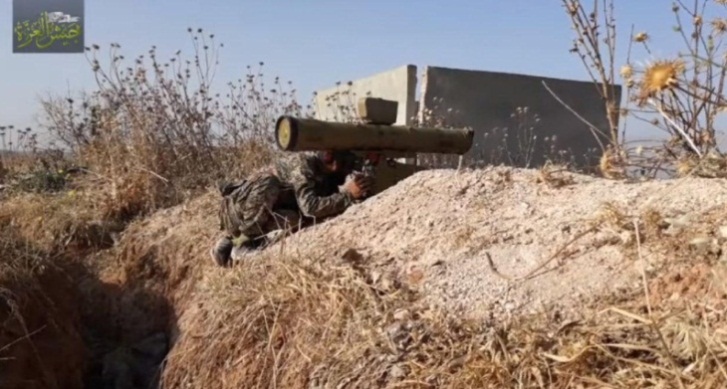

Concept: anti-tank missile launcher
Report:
left=275, top=97, right=474, bottom=196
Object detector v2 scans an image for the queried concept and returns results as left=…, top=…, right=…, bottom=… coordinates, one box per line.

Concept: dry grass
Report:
left=0, top=191, right=123, bottom=253
left=161, top=224, right=727, bottom=388
left=676, top=152, right=727, bottom=178
left=599, top=145, right=628, bottom=180
left=0, top=229, right=87, bottom=389
left=0, top=188, right=216, bottom=388
left=588, top=201, right=671, bottom=250
left=535, top=162, right=576, bottom=188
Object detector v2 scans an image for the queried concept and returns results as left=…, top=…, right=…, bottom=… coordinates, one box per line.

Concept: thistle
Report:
left=712, top=18, right=727, bottom=34
left=634, top=32, right=649, bottom=42
left=620, top=64, right=633, bottom=80
left=638, top=59, right=686, bottom=101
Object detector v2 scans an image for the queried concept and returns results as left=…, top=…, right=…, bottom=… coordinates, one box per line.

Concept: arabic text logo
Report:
left=14, top=11, right=83, bottom=50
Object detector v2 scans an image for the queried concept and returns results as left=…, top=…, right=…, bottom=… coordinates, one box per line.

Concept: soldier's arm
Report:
left=293, top=177, right=354, bottom=219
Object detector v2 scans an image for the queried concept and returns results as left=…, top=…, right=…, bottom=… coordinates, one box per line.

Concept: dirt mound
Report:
left=266, top=166, right=727, bottom=319
left=158, top=165, right=727, bottom=387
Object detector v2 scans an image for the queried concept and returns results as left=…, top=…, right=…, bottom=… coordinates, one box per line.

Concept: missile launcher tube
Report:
left=275, top=116, right=474, bottom=154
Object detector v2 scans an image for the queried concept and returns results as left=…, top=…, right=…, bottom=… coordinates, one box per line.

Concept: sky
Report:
left=0, top=0, right=722, bottom=147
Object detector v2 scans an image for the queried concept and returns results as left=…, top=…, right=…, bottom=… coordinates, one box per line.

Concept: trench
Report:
left=0, top=229, right=178, bottom=389
left=52, top=227, right=179, bottom=389
left=72, top=245, right=179, bottom=389
left=77, top=269, right=177, bottom=389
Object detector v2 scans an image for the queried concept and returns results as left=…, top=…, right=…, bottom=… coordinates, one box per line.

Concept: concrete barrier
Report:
left=418, top=66, right=621, bottom=170
left=313, top=65, right=417, bottom=126
left=313, top=64, right=621, bottom=171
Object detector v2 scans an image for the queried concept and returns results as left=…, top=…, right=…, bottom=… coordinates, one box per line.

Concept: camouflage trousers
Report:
left=217, top=174, right=302, bottom=247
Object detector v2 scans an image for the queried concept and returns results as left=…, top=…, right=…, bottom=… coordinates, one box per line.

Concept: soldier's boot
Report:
left=230, top=245, right=254, bottom=263
left=210, top=236, right=233, bottom=267
left=230, top=234, right=260, bottom=263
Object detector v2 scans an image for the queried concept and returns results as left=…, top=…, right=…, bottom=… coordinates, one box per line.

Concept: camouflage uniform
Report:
left=212, top=152, right=356, bottom=265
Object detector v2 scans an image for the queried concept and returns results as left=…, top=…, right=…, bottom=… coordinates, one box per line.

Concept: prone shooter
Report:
left=210, top=97, right=474, bottom=267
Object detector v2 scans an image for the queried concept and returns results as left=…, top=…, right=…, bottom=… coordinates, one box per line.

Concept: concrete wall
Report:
left=313, top=65, right=417, bottom=125
left=418, top=66, right=621, bottom=170
left=312, top=64, right=620, bottom=171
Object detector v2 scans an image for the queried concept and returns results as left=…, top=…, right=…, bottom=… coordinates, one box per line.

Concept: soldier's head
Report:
left=318, top=150, right=358, bottom=174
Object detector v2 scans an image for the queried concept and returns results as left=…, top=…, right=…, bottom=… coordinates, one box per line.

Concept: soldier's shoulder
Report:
left=276, top=152, right=320, bottom=179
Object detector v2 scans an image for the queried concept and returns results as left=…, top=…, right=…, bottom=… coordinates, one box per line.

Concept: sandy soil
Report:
left=262, top=166, right=727, bottom=320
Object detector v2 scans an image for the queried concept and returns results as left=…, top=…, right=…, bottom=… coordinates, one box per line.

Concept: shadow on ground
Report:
left=0, top=230, right=178, bottom=389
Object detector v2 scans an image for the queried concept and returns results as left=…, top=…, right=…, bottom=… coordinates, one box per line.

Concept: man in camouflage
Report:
left=210, top=150, right=372, bottom=267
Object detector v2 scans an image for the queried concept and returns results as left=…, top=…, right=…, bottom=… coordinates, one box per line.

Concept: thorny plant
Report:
left=564, top=0, right=727, bottom=179
left=561, top=0, right=656, bottom=179
left=38, top=29, right=303, bottom=219
left=412, top=96, right=469, bottom=168
left=0, top=125, right=39, bottom=155
left=506, top=106, right=540, bottom=168
left=219, top=62, right=310, bottom=146
left=0, top=126, right=40, bottom=176
left=562, top=0, right=622, bottom=153
left=624, top=1, right=727, bottom=166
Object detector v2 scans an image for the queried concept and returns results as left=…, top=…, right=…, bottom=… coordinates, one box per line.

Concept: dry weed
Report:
left=599, top=145, right=628, bottom=179
left=0, top=229, right=87, bottom=389
left=676, top=152, right=727, bottom=178
left=589, top=202, right=671, bottom=250
left=34, top=30, right=298, bottom=220
left=561, top=0, right=621, bottom=154
left=0, top=191, right=123, bottom=252
left=562, top=1, right=727, bottom=179
left=161, top=241, right=727, bottom=388
left=536, top=162, right=576, bottom=188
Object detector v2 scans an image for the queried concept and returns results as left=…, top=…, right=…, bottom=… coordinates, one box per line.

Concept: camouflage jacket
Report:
left=265, top=152, right=355, bottom=219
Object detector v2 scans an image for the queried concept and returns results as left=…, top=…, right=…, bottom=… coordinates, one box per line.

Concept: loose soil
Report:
left=162, top=166, right=727, bottom=388
left=263, top=166, right=727, bottom=320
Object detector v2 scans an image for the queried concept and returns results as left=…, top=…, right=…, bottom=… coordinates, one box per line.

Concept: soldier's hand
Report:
left=355, top=174, right=374, bottom=192
left=343, top=174, right=373, bottom=199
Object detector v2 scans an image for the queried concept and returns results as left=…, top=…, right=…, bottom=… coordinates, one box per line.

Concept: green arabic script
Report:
left=14, top=11, right=82, bottom=50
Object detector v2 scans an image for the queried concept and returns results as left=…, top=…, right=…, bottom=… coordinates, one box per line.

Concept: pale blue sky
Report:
left=0, top=0, right=720, bottom=146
